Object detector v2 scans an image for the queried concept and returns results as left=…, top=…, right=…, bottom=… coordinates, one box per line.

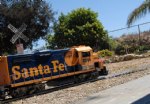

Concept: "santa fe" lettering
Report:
left=12, top=60, right=65, bottom=80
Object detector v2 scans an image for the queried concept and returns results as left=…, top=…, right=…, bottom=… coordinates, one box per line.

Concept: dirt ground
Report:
left=107, top=57, right=150, bottom=74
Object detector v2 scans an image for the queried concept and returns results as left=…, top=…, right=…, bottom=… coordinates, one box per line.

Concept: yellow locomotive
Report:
left=0, top=46, right=107, bottom=99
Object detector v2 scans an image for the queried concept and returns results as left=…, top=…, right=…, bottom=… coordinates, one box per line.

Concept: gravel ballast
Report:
left=11, top=57, right=150, bottom=104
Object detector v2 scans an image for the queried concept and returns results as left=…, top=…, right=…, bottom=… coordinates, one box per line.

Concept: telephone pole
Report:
left=138, top=25, right=141, bottom=45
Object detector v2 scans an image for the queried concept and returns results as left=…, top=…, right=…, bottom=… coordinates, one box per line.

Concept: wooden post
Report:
left=16, top=44, right=24, bottom=54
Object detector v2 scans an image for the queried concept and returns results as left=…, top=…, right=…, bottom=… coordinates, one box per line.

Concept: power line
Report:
left=108, top=21, right=150, bottom=33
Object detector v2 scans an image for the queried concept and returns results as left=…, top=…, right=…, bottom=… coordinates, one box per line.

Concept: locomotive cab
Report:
left=74, top=46, right=95, bottom=70
left=73, top=46, right=108, bottom=75
left=65, top=46, right=107, bottom=74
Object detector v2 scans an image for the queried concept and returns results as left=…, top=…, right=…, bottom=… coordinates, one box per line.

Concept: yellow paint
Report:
left=12, top=66, right=21, bottom=80
left=43, top=65, right=51, bottom=74
left=29, top=67, right=39, bottom=77
left=11, top=60, right=66, bottom=81
left=38, top=64, right=43, bottom=75
left=58, top=63, right=64, bottom=71
left=21, top=68, right=29, bottom=78
left=65, top=49, right=79, bottom=66
left=51, top=60, right=59, bottom=73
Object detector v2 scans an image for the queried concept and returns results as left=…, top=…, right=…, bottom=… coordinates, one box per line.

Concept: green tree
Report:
left=0, top=0, right=54, bottom=53
left=127, top=0, right=150, bottom=26
left=47, top=8, right=109, bottom=50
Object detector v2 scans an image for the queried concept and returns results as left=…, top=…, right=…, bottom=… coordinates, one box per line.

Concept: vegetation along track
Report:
left=1, top=62, right=150, bottom=104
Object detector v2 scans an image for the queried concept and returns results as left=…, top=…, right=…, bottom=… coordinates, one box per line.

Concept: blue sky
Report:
left=48, top=0, right=150, bottom=31
left=35, top=0, right=150, bottom=49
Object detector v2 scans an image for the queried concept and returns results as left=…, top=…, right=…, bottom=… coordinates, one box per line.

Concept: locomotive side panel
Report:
left=7, top=49, right=71, bottom=87
left=7, top=54, right=37, bottom=85
left=6, top=47, right=98, bottom=88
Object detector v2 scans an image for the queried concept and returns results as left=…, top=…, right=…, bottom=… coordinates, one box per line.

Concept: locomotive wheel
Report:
left=11, top=89, right=20, bottom=98
left=74, top=73, right=91, bottom=83
left=27, top=84, right=45, bottom=94
left=27, top=85, right=37, bottom=95
left=99, top=66, right=108, bottom=75
left=0, top=94, right=5, bottom=100
left=90, top=71, right=99, bottom=79
left=10, top=87, right=27, bottom=98
left=35, top=84, right=45, bottom=92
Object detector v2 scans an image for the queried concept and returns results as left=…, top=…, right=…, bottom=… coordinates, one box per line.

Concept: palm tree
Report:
left=127, top=0, right=150, bottom=26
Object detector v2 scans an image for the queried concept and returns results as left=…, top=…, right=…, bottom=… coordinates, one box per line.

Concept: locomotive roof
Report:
left=7, top=48, right=70, bottom=57
left=7, top=46, right=92, bottom=57
left=74, top=46, right=92, bottom=52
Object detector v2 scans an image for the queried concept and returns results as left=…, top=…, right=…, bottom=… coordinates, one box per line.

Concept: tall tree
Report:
left=47, top=8, right=109, bottom=50
left=0, top=0, right=54, bottom=53
left=127, top=0, right=150, bottom=26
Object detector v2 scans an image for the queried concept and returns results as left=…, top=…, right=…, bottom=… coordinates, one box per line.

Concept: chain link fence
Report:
left=107, top=22, right=150, bottom=54
left=108, top=21, right=150, bottom=41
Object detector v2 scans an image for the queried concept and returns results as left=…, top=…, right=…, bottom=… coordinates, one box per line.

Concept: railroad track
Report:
left=1, top=64, right=150, bottom=104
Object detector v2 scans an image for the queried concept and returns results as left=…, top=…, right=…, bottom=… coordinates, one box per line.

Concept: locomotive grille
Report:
left=82, top=65, right=94, bottom=70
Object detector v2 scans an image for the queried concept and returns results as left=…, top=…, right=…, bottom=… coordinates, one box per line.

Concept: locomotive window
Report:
left=82, top=52, right=90, bottom=57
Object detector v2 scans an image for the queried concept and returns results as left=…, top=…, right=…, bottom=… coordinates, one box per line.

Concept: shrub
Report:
left=115, top=45, right=125, bottom=55
left=97, top=49, right=113, bottom=57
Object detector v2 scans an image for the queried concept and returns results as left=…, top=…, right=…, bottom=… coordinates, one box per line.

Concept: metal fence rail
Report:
left=108, top=21, right=150, bottom=51
left=108, top=21, right=150, bottom=33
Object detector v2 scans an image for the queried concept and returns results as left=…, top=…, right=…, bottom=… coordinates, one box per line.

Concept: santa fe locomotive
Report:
left=0, top=46, right=108, bottom=99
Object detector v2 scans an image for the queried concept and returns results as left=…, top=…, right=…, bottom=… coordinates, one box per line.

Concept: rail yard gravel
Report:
left=11, top=57, right=150, bottom=104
